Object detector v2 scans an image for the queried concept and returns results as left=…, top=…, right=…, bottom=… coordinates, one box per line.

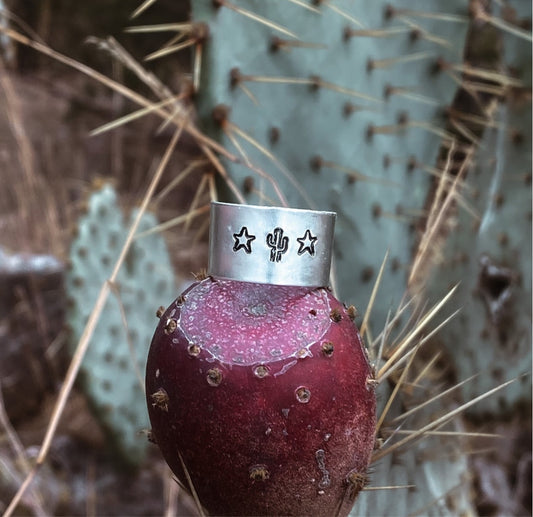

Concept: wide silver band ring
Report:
left=208, top=202, right=336, bottom=287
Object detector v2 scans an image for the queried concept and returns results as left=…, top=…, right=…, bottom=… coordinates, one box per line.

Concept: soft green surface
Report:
left=192, top=0, right=469, bottom=334
left=422, top=0, right=532, bottom=413
left=354, top=380, right=475, bottom=516
left=66, top=184, right=175, bottom=464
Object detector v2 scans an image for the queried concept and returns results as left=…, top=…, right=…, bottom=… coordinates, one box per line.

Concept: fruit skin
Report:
left=146, top=277, right=376, bottom=516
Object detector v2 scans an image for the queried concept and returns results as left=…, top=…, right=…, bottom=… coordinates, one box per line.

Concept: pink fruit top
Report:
left=180, top=280, right=331, bottom=364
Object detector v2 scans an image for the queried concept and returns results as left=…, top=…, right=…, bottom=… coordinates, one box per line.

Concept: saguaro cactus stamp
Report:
left=266, top=227, right=289, bottom=262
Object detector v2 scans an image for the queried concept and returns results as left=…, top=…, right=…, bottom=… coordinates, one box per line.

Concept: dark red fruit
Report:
left=146, top=278, right=376, bottom=516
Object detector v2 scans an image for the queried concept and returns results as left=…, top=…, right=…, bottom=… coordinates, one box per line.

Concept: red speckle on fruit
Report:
left=206, top=367, right=223, bottom=387
left=163, top=318, right=177, bottom=335
left=345, top=470, right=368, bottom=501
left=329, top=307, right=342, bottom=322
left=177, top=280, right=331, bottom=364
left=366, top=375, right=379, bottom=391
left=253, top=365, right=269, bottom=378
left=249, top=464, right=270, bottom=482
left=187, top=343, right=201, bottom=357
left=322, top=342, right=334, bottom=357
left=150, top=388, right=169, bottom=412
left=346, top=305, right=358, bottom=321
left=295, top=386, right=312, bottom=404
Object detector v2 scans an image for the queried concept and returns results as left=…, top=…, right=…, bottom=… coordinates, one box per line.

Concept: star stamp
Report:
left=233, top=226, right=256, bottom=254
left=297, top=229, right=318, bottom=256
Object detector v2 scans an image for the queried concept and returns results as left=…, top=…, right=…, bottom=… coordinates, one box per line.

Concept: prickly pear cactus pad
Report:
left=358, top=436, right=474, bottom=517
left=67, top=183, right=175, bottom=464
left=146, top=278, right=376, bottom=516
left=424, top=106, right=532, bottom=413
left=421, top=3, right=532, bottom=414
left=190, top=0, right=469, bottom=329
left=354, top=364, right=475, bottom=516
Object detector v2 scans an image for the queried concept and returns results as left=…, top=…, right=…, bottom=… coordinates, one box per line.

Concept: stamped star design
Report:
left=297, top=229, right=318, bottom=256
left=233, top=226, right=256, bottom=254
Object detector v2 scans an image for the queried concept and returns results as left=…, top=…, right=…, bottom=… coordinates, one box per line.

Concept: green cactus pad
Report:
left=67, top=183, right=175, bottom=464
left=190, top=0, right=469, bottom=332
left=356, top=408, right=475, bottom=515
left=423, top=109, right=531, bottom=407
left=353, top=346, right=475, bottom=517
left=420, top=1, right=532, bottom=414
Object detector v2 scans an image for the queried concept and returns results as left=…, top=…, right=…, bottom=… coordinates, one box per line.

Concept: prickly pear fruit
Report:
left=146, top=277, right=376, bottom=516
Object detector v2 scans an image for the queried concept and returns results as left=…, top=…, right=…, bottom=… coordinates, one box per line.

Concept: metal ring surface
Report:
left=208, top=202, right=336, bottom=287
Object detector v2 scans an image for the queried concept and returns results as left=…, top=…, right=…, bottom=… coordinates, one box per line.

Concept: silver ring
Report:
left=208, top=202, right=336, bottom=287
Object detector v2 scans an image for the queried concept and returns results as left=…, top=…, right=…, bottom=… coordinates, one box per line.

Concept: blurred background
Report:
left=0, top=1, right=207, bottom=514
